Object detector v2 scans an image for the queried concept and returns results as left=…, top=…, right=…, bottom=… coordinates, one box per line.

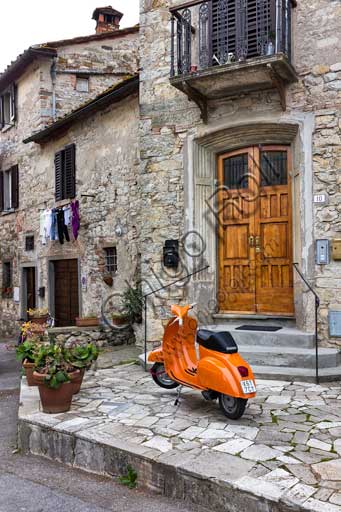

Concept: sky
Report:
left=0, top=0, right=140, bottom=73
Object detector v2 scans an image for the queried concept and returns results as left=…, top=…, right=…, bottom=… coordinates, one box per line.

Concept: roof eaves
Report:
left=23, top=74, right=139, bottom=145
left=43, top=25, right=139, bottom=48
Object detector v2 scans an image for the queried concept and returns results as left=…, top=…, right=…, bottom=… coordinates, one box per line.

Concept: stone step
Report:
left=252, top=365, right=341, bottom=383
left=239, top=345, right=340, bottom=369
left=203, top=323, right=315, bottom=349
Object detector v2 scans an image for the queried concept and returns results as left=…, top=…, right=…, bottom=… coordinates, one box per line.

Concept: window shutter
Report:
left=0, top=172, right=4, bottom=212
left=64, top=144, right=76, bottom=199
left=11, top=165, right=19, bottom=209
left=55, top=151, right=63, bottom=201
left=0, top=96, right=3, bottom=129
left=10, top=84, right=16, bottom=122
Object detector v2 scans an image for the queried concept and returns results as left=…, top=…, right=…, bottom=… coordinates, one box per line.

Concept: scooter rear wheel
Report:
left=151, top=363, right=180, bottom=389
left=219, top=394, right=247, bottom=420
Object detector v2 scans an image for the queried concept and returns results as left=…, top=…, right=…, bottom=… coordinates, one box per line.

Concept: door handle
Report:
left=255, top=236, right=262, bottom=253
left=249, top=236, right=255, bottom=247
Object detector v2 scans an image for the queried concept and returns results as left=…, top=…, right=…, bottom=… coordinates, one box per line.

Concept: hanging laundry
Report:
left=50, top=208, right=58, bottom=241
left=71, top=200, right=80, bottom=240
left=40, top=209, right=52, bottom=245
left=63, top=205, right=72, bottom=226
left=39, top=211, right=47, bottom=245
left=57, top=208, right=70, bottom=244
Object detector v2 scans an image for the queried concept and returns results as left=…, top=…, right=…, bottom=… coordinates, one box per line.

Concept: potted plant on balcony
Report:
left=266, top=31, right=276, bottom=56
left=33, top=344, right=80, bottom=413
left=27, top=308, right=49, bottom=325
left=75, top=314, right=100, bottom=327
left=16, top=338, right=40, bottom=386
left=64, top=342, right=99, bottom=394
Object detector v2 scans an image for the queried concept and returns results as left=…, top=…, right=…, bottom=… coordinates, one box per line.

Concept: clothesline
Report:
left=40, top=200, right=80, bottom=245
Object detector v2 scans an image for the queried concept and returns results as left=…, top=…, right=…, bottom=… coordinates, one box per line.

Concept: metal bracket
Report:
left=268, top=64, right=287, bottom=112
left=181, top=81, right=208, bottom=123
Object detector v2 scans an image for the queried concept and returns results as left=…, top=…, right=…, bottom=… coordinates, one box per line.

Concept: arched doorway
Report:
left=217, top=145, right=294, bottom=315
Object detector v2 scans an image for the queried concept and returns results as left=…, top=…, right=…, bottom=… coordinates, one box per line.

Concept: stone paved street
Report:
left=19, top=347, right=341, bottom=511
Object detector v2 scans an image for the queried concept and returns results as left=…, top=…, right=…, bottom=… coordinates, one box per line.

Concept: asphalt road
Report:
left=0, top=341, right=208, bottom=512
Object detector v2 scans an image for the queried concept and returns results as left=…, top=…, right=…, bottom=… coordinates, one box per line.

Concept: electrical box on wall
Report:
left=163, top=240, right=179, bottom=269
left=329, top=311, right=341, bottom=337
left=332, top=239, right=341, bottom=261
left=316, top=239, right=330, bottom=265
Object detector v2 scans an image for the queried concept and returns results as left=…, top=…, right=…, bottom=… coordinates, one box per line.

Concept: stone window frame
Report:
left=75, top=75, right=90, bottom=93
left=25, top=235, right=35, bottom=252
left=0, top=83, right=16, bottom=131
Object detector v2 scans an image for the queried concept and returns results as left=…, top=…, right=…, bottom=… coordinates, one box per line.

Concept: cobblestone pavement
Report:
left=20, top=349, right=341, bottom=511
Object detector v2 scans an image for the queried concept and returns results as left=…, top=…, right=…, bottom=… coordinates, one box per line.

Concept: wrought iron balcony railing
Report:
left=170, top=0, right=295, bottom=78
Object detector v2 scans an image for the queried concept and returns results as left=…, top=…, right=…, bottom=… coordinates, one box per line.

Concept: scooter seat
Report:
left=197, top=330, right=238, bottom=354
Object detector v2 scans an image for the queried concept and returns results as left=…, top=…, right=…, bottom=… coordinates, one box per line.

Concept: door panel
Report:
left=54, top=259, right=79, bottom=327
left=218, top=145, right=293, bottom=315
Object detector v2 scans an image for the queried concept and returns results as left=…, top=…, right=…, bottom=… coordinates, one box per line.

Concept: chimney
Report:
left=92, top=6, right=123, bottom=34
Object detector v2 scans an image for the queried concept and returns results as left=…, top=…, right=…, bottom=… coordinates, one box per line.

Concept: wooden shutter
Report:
left=64, top=144, right=76, bottom=199
left=212, top=0, right=273, bottom=62
left=0, top=96, right=3, bottom=129
left=0, top=172, right=4, bottom=212
left=11, top=165, right=19, bottom=209
left=55, top=151, right=63, bottom=201
left=10, top=84, right=16, bottom=122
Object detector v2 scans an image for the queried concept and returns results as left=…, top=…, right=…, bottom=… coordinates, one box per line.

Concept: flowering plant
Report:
left=27, top=308, right=49, bottom=318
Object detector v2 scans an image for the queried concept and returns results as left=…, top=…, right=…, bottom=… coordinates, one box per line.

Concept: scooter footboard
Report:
left=197, top=356, right=249, bottom=399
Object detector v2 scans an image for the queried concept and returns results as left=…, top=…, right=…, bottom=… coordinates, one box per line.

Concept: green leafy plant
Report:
left=64, top=343, right=99, bottom=370
left=121, top=284, right=143, bottom=324
left=16, top=339, right=40, bottom=363
left=34, top=344, right=74, bottom=389
left=119, top=465, right=138, bottom=489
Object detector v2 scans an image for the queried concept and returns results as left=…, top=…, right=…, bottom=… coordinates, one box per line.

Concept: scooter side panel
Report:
left=197, top=355, right=256, bottom=399
left=148, top=347, right=164, bottom=363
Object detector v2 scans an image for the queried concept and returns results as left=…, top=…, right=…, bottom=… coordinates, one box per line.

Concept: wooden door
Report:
left=54, top=259, right=79, bottom=327
left=25, top=267, right=36, bottom=313
left=218, top=145, right=293, bottom=315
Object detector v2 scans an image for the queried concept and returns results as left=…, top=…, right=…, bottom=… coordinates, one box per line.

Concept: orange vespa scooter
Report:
left=149, top=304, right=256, bottom=419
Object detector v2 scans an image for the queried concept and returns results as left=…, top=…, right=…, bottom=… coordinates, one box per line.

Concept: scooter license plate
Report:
left=241, top=379, right=256, bottom=394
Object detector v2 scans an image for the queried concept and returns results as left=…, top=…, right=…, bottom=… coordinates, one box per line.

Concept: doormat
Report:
left=235, top=325, right=283, bottom=332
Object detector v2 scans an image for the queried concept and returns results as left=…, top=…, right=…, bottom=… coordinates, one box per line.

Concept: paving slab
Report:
left=17, top=347, right=341, bottom=512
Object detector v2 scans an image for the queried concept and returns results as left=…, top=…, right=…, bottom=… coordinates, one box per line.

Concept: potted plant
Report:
left=27, top=308, right=49, bottom=325
left=64, top=342, right=99, bottom=394
left=111, top=312, right=130, bottom=326
left=33, top=344, right=79, bottom=413
left=266, top=31, right=276, bottom=55
left=121, top=284, right=143, bottom=324
left=16, top=338, right=40, bottom=386
left=76, top=314, right=99, bottom=327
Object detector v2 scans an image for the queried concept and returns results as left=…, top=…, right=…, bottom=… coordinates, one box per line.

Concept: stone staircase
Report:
left=204, top=321, right=341, bottom=382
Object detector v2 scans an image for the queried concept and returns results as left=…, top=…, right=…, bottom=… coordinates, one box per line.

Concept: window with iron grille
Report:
left=2, top=261, right=13, bottom=298
left=104, top=247, right=117, bottom=274
left=25, top=235, right=34, bottom=251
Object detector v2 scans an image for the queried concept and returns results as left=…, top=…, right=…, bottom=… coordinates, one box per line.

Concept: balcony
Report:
left=170, top=0, right=297, bottom=121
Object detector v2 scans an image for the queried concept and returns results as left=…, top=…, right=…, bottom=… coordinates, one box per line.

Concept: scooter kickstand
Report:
left=174, top=385, right=183, bottom=407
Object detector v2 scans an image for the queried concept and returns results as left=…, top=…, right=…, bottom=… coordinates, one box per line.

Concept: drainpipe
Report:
left=50, top=58, right=57, bottom=122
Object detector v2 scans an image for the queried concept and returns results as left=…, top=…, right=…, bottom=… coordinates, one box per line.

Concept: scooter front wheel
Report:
left=151, top=363, right=180, bottom=389
left=219, top=394, right=247, bottom=420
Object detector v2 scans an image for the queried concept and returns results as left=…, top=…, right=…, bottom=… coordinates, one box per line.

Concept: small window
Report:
left=25, top=236, right=34, bottom=252
left=104, top=247, right=117, bottom=274
left=2, top=261, right=13, bottom=298
left=55, top=144, right=76, bottom=201
left=0, top=165, right=19, bottom=212
left=0, top=84, right=16, bottom=128
left=260, top=151, right=288, bottom=187
left=223, top=153, right=249, bottom=190
left=76, top=76, right=89, bottom=93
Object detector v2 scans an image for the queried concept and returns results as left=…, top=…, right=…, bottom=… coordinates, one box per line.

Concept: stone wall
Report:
left=138, top=0, right=341, bottom=346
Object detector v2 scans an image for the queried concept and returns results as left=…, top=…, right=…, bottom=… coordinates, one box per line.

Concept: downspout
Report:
left=50, top=57, right=57, bottom=121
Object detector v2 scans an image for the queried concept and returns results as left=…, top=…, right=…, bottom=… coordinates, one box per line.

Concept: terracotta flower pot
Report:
left=71, top=368, right=85, bottom=395
left=33, top=370, right=80, bottom=414
left=76, top=317, right=99, bottom=327
left=29, top=315, right=48, bottom=325
left=23, top=359, right=37, bottom=387
left=112, top=316, right=129, bottom=326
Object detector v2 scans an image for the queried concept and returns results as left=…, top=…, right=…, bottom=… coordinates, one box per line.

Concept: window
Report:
left=2, top=261, right=13, bottom=298
left=25, top=236, right=34, bottom=252
left=0, top=84, right=16, bottom=128
left=0, top=165, right=19, bottom=212
left=76, top=76, right=89, bottom=93
left=55, top=144, right=76, bottom=201
left=104, top=247, right=117, bottom=274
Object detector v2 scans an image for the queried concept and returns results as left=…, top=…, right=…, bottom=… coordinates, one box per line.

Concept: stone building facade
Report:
left=139, top=0, right=341, bottom=349
left=0, top=8, right=139, bottom=336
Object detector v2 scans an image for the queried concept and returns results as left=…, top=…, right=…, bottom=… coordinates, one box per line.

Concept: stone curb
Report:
left=17, top=386, right=323, bottom=512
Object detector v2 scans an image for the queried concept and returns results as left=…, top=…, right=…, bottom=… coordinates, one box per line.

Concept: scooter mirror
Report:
left=190, top=303, right=197, bottom=309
